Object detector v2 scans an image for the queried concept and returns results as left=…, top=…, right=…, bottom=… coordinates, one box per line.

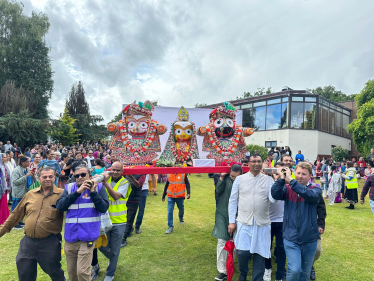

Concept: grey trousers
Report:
left=237, top=250, right=265, bottom=281
left=16, top=234, right=65, bottom=281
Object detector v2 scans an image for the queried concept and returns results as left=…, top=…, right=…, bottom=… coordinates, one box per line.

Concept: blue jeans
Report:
left=283, top=238, right=318, bottom=281
left=370, top=200, right=374, bottom=217
left=99, top=223, right=127, bottom=277
left=167, top=197, right=184, bottom=227
left=135, top=189, right=148, bottom=229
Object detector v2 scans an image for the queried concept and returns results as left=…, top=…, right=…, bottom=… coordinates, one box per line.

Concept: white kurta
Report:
left=229, top=175, right=275, bottom=258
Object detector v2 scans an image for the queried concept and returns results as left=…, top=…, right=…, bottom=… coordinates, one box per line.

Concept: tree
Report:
left=347, top=99, right=374, bottom=156
left=331, top=145, right=349, bottom=162
left=355, top=79, right=374, bottom=108
left=308, top=85, right=355, bottom=102
left=0, top=0, right=53, bottom=119
left=48, top=108, right=80, bottom=145
left=236, top=87, right=272, bottom=100
left=0, top=80, right=34, bottom=116
left=65, top=81, right=90, bottom=115
left=246, top=144, right=268, bottom=160
left=0, top=109, right=50, bottom=148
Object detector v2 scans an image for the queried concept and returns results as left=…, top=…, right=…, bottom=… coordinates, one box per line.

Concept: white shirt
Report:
left=86, top=156, right=95, bottom=168
left=229, top=173, right=275, bottom=258
left=269, top=200, right=284, bottom=223
left=142, top=175, right=150, bottom=190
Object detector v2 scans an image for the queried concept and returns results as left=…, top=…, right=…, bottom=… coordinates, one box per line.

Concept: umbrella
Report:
left=224, top=239, right=235, bottom=281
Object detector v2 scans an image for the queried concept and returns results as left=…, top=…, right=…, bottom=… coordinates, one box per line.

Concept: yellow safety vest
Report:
left=271, top=160, right=275, bottom=167
left=346, top=171, right=358, bottom=189
left=107, top=177, right=131, bottom=223
left=291, top=171, right=296, bottom=180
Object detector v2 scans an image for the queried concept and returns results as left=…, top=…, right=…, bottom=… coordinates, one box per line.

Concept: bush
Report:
left=332, top=146, right=349, bottom=162
left=246, top=144, right=268, bottom=160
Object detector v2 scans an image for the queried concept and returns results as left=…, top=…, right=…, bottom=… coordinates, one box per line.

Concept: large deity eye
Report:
left=185, top=129, right=193, bottom=135
left=214, top=118, right=224, bottom=128
left=127, top=122, right=136, bottom=128
left=175, top=129, right=183, bottom=135
left=139, top=122, right=149, bottom=129
left=226, top=119, right=234, bottom=128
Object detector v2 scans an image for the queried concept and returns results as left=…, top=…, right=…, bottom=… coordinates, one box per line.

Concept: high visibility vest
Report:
left=346, top=171, right=358, bottom=189
left=291, top=171, right=296, bottom=180
left=271, top=160, right=275, bottom=167
left=107, top=177, right=131, bottom=223
left=167, top=174, right=186, bottom=198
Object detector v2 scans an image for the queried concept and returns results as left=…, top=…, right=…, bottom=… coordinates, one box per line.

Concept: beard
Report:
left=214, top=127, right=235, bottom=138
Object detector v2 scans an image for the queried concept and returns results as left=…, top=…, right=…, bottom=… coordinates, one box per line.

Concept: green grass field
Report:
left=1, top=175, right=374, bottom=281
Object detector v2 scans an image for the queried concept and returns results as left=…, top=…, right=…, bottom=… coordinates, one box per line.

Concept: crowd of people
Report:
left=1, top=140, right=374, bottom=281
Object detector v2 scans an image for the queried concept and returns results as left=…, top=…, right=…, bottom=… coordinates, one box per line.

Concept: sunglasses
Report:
left=74, top=173, right=87, bottom=178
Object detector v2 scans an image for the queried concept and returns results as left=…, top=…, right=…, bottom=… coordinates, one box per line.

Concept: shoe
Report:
left=263, top=268, right=272, bottom=281
left=179, top=218, right=184, bottom=224
left=165, top=227, right=174, bottom=234
left=128, top=227, right=134, bottom=237
left=215, top=272, right=227, bottom=281
left=310, top=266, right=316, bottom=280
left=104, top=276, right=114, bottom=281
left=121, top=239, right=127, bottom=248
left=135, top=228, right=142, bottom=234
left=91, top=263, right=100, bottom=280
left=13, top=224, right=24, bottom=230
left=154, top=192, right=157, bottom=195
left=345, top=206, right=354, bottom=209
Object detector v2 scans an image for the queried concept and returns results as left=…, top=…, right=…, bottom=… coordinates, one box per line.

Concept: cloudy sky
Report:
left=22, top=0, right=374, bottom=122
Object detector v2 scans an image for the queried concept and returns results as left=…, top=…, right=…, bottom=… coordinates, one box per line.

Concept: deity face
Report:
left=212, top=117, right=235, bottom=138
left=174, top=121, right=193, bottom=142
left=126, top=115, right=151, bottom=139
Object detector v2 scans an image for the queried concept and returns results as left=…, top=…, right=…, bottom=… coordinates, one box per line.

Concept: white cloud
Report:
left=22, top=0, right=374, bottom=122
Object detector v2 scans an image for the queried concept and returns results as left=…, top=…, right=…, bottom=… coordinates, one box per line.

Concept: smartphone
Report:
left=264, top=168, right=278, bottom=174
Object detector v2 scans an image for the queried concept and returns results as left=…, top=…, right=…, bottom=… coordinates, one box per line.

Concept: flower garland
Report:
left=205, top=123, right=242, bottom=157
left=118, top=119, right=157, bottom=157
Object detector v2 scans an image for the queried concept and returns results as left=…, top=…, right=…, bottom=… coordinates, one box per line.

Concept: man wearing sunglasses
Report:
left=56, top=165, right=109, bottom=281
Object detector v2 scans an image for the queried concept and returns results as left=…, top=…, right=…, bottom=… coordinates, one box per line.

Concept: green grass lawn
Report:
left=1, top=175, right=374, bottom=280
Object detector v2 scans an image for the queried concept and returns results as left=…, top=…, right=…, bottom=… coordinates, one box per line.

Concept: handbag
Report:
left=320, top=177, right=326, bottom=184
left=100, top=211, right=113, bottom=235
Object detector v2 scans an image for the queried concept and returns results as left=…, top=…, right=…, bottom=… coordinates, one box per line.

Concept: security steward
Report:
left=162, top=173, right=191, bottom=234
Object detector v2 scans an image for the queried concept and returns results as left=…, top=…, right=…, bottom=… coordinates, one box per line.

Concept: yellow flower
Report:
left=145, top=164, right=150, bottom=167
left=183, top=164, right=187, bottom=167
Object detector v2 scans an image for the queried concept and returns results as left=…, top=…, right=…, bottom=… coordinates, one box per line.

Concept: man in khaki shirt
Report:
left=0, top=167, right=66, bottom=281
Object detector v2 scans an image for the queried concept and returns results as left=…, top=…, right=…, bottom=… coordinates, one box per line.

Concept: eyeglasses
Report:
left=74, top=173, right=87, bottom=178
left=111, top=169, right=121, bottom=172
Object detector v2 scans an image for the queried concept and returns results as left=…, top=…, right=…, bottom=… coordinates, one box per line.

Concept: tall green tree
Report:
left=0, top=80, right=34, bottom=116
left=355, top=79, right=374, bottom=108
left=347, top=99, right=374, bottom=155
left=0, top=109, right=50, bottom=148
left=308, top=85, right=355, bottom=102
left=48, top=108, right=80, bottom=145
left=65, top=81, right=109, bottom=142
left=0, top=0, right=53, bottom=119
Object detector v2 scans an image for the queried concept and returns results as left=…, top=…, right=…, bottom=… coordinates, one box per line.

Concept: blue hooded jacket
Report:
left=271, top=178, right=322, bottom=244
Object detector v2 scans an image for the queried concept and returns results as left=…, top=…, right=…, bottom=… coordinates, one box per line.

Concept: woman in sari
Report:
left=0, top=153, right=10, bottom=224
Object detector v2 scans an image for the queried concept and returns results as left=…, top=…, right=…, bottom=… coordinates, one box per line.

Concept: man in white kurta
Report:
left=228, top=154, right=275, bottom=281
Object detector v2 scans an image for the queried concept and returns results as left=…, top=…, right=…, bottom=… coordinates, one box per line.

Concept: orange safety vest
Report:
left=167, top=174, right=186, bottom=198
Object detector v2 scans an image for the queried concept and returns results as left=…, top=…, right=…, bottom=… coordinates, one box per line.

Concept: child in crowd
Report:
left=364, top=164, right=373, bottom=181
left=328, top=165, right=342, bottom=205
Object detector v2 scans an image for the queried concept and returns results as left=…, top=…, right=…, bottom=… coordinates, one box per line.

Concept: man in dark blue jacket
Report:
left=271, top=162, right=322, bottom=281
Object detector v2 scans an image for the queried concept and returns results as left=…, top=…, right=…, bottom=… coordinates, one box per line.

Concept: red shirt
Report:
left=357, top=161, right=366, bottom=168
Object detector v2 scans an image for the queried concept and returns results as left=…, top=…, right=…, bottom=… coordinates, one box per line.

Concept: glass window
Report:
left=342, top=114, right=350, bottom=138
left=304, top=103, right=317, bottom=129
left=290, top=102, right=304, bottom=128
left=321, top=99, right=329, bottom=106
left=265, top=141, right=272, bottom=148
left=305, top=97, right=316, bottom=102
left=336, top=107, right=342, bottom=112
left=329, top=109, right=335, bottom=134
left=281, top=103, right=288, bottom=128
left=266, top=104, right=281, bottom=130
left=343, top=110, right=350, bottom=115
left=252, top=106, right=266, bottom=131
left=265, top=141, right=277, bottom=148
left=335, top=111, right=341, bottom=136
left=282, top=97, right=289, bottom=102
left=253, top=101, right=266, bottom=107
left=330, top=104, right=336, bottom=109
left=267, top=98, right=281, bottom=105
left=242, top=109, right=253, bottom=128
left=241, top=103, right=252, bottom=109
left=292, top=97, right=303, bottom=102
left=321, top=106, right=329, bottom=132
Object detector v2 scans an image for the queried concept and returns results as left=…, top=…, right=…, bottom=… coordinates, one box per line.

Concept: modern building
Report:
left=202, top=89, right=354, bottom=161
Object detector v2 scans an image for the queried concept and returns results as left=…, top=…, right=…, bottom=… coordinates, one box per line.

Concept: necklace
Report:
left=205, top=124, right=242, bottom=157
